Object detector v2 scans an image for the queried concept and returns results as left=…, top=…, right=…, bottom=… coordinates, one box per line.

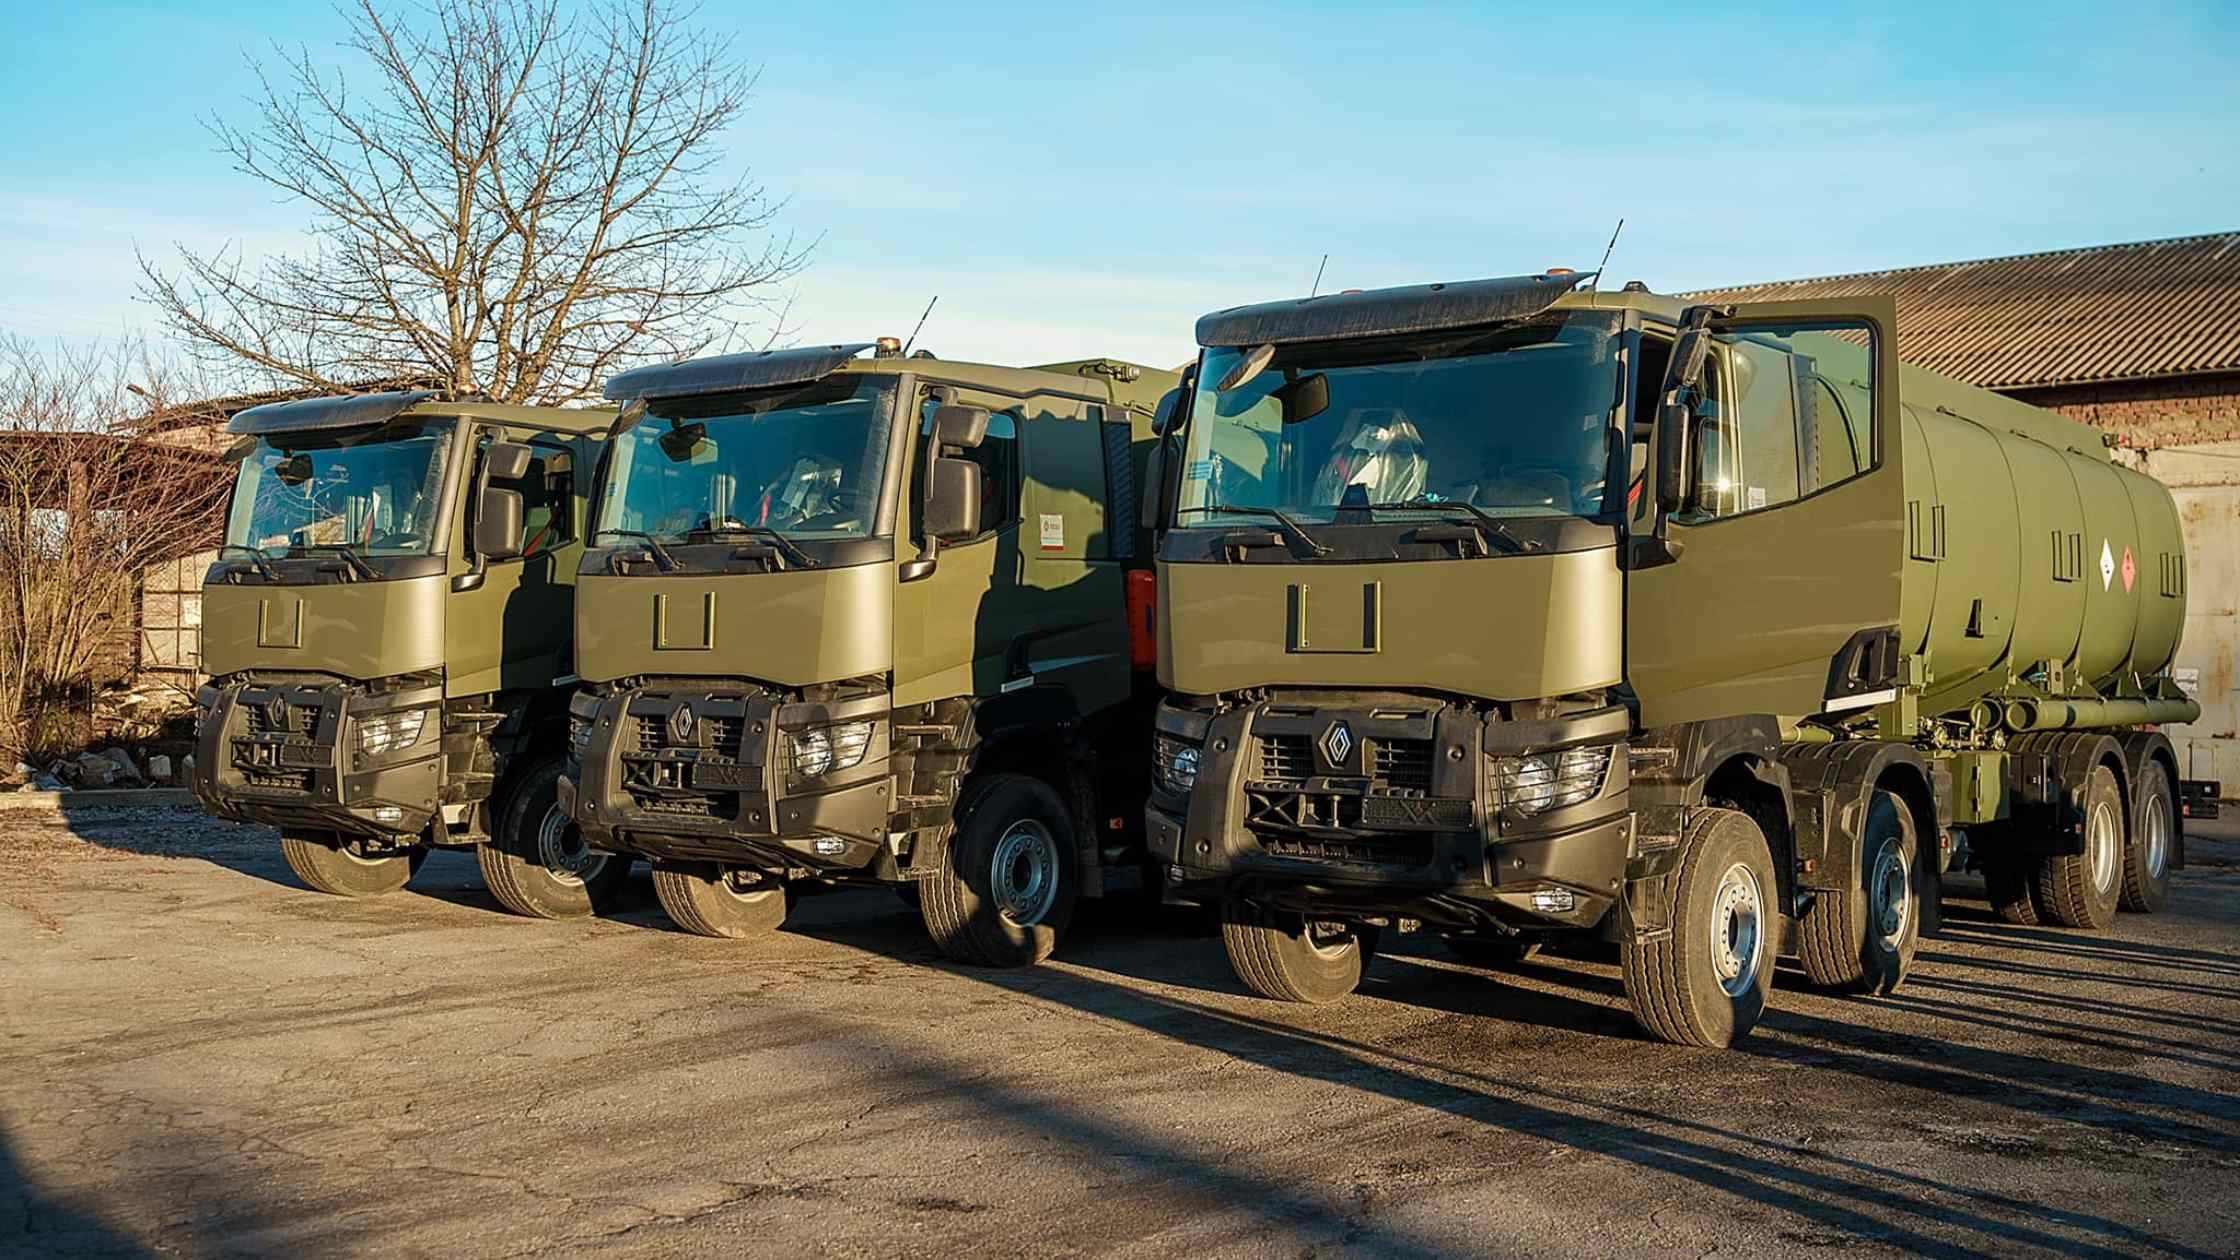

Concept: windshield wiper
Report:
left=689, top=521, right=816, bottom=570
left=1364, top=496, right=1529, bottom=555
left=594, top=528, right=679, bottom=572
left=1178, top=504, right=1332, bottom=556
left=295, top=542, right=378, bottom=580
left=217, top=543, right=281, bottom=583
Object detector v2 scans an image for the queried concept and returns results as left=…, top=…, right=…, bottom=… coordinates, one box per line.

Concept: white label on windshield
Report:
left=1040, top=513, right=1065, bottom=552
left=1746, top=485, right=1767, bottom=511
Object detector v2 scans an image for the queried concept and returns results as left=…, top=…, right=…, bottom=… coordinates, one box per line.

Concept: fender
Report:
left=1780, top=740, right=1946, bottom=893
left=2008, top=731, right=2128, bottom=858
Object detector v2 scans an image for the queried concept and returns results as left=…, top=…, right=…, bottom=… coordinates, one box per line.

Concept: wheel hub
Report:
left=2087, top=798, right=2121, bottom=894
left=1710, top=862, right=1764, bottom=998
left=2143, top=790, right=2170, bottom=880
left=990, top=820, right=1058, bottom=926
left=535, top=804, right=605, bottom=887
left=1869, top=835, right=1912, bottom=949
left=1304, top=920, right=1356, bottom=959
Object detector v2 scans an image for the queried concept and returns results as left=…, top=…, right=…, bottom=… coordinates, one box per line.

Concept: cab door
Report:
left=1627, top=297, right=1903, bottom=729
left=445, top=425, right=581, bottom=696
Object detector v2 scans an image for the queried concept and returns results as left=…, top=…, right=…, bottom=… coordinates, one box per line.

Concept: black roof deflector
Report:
left=227, top=390, right=440, bottom=436
left=1194, top=273, right=1590, bottom=348
left=603, top=343, right=873, bottom=403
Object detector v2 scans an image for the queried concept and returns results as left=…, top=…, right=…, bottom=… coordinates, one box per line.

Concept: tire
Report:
left=280, top=830, right=424, bottom=898
left=1440, top=936, right=1541, bottom=968
left=920, top=773, right=1080, bottom=967
left=2120, top=760, right=2174, bottom=914
left=1797, top=790, right=1920, bottom=994
left=1980, top=852, right=2044, bottom=926
left=1221, top=901, right=1382, bottom=1004
left=2034, top=762, right=2124, bottom=930
left=477, top=759, right=630, bottom=920
left=1621, top=806, right=1777, bottom=1047
left=651, top=861, right=789, bottom=939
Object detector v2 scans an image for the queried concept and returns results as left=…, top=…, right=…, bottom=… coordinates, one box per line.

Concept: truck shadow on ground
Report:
left=952, top=960, right=2221, bottom=1260
left=42, top=803, right=292, bottom=889
left=0, top=1125, right=164, bottom=1258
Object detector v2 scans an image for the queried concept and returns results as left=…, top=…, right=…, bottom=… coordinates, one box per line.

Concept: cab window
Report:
left=520, top=440, right=575, bottom=556
left=1673, top=322, right=1878, bottom=522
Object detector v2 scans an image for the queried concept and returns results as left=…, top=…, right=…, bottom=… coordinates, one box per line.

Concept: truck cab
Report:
left=1146, top=272, right=2200, bottom=1046
left=191, top=392, right=621, bottom=914
left=565, top=343, right=1178, bottom=963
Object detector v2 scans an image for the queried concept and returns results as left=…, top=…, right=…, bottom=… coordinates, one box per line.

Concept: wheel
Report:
left=1621, top=806, right=1777, bottom=1047
left=2120, top=760, right=2174, bottom=914
left=920, top=774, right=1080, bottom=967
left=651, top=861, right=788, bottom=938
left=1797, top=790, right=1919, bottom=994
left=279, top=830, right=425, bottom=898
left=2034, top=763, right=2124, bottom=930
left=478, top=759, right=630, bottom=920
left=1220, top=901, right=1381, bottom=1003
left=1440, top=935, right=1541, bottom=967
left=1979, top=850, right=2043, bottom=925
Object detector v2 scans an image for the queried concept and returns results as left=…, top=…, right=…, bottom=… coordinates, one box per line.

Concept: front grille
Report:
left=703, top=715, right=745, bottom=754
left=632, top=714, right=666, bottom=754
left=630, top=710, right=746, bottom=755
left=1371, top=738, right=1435, bottom=792
left=628, top=791, right=720, bottom=818
left=238, top=766, right=313, bottom=793
left=1253, top=734, right=1314, bottom=783
left=1258, top=832, right=1434, bottom=868
left=244, top=700, right=315, bottom=737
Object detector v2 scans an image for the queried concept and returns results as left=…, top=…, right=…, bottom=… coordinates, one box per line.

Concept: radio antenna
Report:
left=902, top=295, right=939, bottom=356
left=1587, top=218, right=1625, bottom=295
left=1309, top=253, right=1329, bottom=297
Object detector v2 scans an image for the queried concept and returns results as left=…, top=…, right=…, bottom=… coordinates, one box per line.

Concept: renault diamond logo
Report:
left=261, top=695, right=290, bottom=731
left=1320, top=721, right=1354, bottom=766
left=668, top=703, right=697, bottom=745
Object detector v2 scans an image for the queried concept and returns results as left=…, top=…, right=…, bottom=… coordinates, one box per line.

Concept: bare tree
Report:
left=0, top=338, right=230, bottom=765
left=140, top=0, right=806, bottom=405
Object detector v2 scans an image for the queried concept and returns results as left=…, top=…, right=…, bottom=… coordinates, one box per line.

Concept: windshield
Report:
left=596, top=375, right=896, bottom=543
left=1177, top=311, right=1623, bottom=524
left=225, top=418, right=456, bottom=556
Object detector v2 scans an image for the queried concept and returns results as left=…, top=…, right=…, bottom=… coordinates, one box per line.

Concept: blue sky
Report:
left=2, top=0, right=2234, bottom=370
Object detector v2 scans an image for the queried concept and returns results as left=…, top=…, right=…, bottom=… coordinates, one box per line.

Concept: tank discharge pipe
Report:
left=2002, top=696, right=2202, bottom=732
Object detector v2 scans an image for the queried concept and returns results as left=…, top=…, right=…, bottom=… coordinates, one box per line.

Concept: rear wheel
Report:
left=920, top=774, right=1080, bottom=967
left=478, top=760, right=629, bottom=920
left=1622, top=807, right=1777, bottom=1047
left=1797, top=789, right=1919, bottom=993
left=1979, top=851, right=2044, bottom=925
left=280, top=830, right=425, bottom=898
left=2035, top=763, right=2124, bottom=930
left=2120, top=760, right=2174, bottom=914
left=1221, top=901, right=1381, bottom=1003
left=651, top=862, right=788, bottom=939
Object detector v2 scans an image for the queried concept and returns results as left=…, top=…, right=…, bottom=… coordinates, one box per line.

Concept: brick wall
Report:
left=2007, top=373, right=2240, bottom=450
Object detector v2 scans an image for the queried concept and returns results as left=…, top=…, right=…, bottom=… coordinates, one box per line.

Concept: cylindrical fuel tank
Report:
left=1895, top=362, right=2189, bottom=723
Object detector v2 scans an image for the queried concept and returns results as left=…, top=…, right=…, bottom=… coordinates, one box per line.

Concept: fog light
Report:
left=811, top=837, right=847, bottom=857
left=1530, top=887, right=1575, bottom=914
left=1167, top=864, right=1186, bottom=883
left=371, top=806, right=405, bottom=825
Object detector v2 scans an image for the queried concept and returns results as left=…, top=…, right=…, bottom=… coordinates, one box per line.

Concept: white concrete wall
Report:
left=2140, top=441, right=2240, bottom=796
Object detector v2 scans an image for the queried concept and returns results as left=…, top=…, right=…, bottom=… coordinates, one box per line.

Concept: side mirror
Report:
left=475, top=485, right=524, bottom=561
left=485, top=440, right=534, bottom=481
left=1655, top=392, right=1696, bottom=517
left=1139, top=437, right=1168, bottom=534
left=930, top=404, right=990, bottom=450
left=925, top=456, right=982, bottom=543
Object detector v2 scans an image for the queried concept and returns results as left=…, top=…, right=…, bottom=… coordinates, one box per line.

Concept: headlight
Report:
left=357, top=707, right=430, bottom=757
left=790, top=721, right=874, bottom=778
left=1155, top=735, right=1202, bottom=796
left=1496, top=745, right=1610, bottom=815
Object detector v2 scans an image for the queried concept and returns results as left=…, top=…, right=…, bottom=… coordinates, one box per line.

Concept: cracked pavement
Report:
left=2, top=805, right=2236, bottom=1258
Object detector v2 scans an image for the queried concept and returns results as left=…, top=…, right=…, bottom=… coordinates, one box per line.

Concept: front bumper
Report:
left=190, top=678, right=444, bottom=841
left=1146, top=697, right=1632, bottom=931
left=567, top=685, right=893, bottom=872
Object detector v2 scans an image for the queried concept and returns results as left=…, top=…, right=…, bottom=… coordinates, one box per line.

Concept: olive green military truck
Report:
left=1141, top=272, right=2205, bottom=1046
left=192, top=391, right=626, bottom=917
left=563, top=342, right=1178, bottom=963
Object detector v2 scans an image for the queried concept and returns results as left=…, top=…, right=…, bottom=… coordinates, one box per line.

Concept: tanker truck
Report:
left=563, top=341, right=1178, bottom=964
left=192, top=391, right=626, bottom=917
left=1140, top=272, right=2205, bottom=1046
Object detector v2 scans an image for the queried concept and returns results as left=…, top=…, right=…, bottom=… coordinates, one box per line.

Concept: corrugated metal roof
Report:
left=1683, top=232, right=2240, bottom=391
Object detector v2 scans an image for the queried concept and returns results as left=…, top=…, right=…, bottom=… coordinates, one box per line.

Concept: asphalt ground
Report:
left=3, top=805, right=2236, bottom=1259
